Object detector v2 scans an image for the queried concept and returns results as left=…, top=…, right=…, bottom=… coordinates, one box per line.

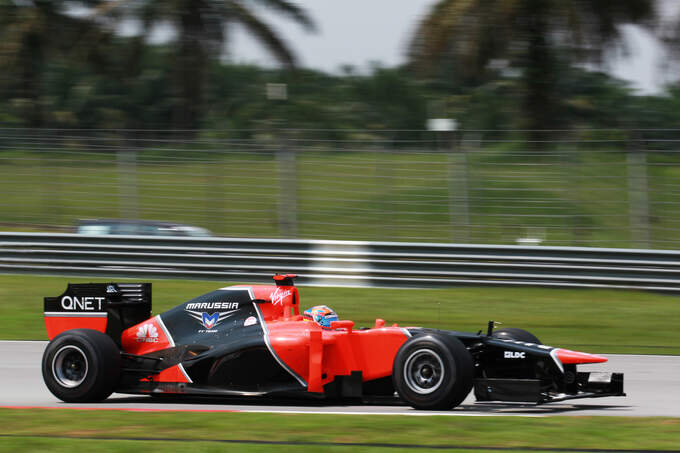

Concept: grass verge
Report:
left=0, top=409, right=679, bottom=452
left=1, top=274, right=678, bottom=354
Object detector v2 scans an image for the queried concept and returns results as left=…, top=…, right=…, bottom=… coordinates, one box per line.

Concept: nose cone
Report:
left=555, top=348, right=608, bottom=364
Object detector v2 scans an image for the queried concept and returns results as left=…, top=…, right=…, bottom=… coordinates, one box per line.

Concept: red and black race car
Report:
left=42, top=274, right=624, bottom=410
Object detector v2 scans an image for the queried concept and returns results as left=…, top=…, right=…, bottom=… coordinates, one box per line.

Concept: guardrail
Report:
left=1, top=232, right=680, bottom=292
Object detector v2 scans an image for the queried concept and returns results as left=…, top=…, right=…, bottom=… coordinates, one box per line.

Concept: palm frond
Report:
left=408, top=0, right=478, bottom=70
left=249, top=0, right=316, bottom=32
left=409, top=0, right=520, bottom=77
left=230, top=1, right=296, bottom=68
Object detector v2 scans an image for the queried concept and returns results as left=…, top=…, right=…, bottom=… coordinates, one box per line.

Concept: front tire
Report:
left=42, top=329, right=121, bottom=402
left=392, top=334, right=473, bottom=410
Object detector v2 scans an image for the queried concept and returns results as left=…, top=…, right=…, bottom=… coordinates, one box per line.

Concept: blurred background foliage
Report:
left=0, top=0, right=679, bottom=136
left=408, top=0, right=657, bottom=136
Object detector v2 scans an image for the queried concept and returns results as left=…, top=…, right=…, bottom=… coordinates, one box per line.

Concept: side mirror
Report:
left=330, top=320, right=355, bottom=332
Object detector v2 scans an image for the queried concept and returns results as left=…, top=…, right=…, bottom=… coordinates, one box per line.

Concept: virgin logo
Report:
left=136, top=323, right=159, bottom=343
left=270, top=287, right=292, bottom=306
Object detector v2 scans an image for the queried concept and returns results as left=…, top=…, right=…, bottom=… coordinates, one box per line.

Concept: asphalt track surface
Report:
left=2, top=341, right=678, bottom=417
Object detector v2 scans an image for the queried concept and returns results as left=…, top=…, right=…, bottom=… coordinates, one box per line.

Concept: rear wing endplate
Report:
left=44, top=283, right=151, bottom=340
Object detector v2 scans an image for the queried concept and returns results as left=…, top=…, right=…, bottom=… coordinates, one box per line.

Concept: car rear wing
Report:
left=44, top=283, right=152, bottom=343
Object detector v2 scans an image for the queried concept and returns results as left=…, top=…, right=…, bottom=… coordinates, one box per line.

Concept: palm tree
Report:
left=0, top=0, right=110, bottom=127
left=112, top=0, right=315, bottom=131
left=408, top=0, right=656, bottom=134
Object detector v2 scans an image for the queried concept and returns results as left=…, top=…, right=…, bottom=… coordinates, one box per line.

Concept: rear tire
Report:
left=42, top=329, right=121, bottom=402
left=392, top=334, right=473, bottom=410
left=492, top=328, right=541, bottom=345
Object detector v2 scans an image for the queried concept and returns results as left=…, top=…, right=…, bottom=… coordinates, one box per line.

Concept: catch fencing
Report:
left=2, top=128, right=680, bottom=249
left=2, top=232, right=680, bottom=292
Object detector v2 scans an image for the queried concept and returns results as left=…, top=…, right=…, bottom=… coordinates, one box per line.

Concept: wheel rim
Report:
left=403, top=348, right=445, bottom=394
left=52, top=345, right=88, bottom=388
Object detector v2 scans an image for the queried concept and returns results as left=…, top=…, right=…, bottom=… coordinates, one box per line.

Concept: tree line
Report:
left=1, top=0, right=678, bottom=139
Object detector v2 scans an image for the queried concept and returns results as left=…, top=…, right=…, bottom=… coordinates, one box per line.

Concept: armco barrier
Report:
left=1, top=232, right=680, bottom=291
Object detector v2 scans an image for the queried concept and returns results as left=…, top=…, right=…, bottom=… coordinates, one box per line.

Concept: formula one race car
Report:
left=42, top=275, right=624, bottom=410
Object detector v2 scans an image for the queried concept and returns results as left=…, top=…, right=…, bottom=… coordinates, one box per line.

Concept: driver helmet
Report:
left=303, top=305, right=338, bottom=328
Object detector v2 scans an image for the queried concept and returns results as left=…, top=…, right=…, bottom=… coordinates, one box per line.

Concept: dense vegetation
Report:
left=3, top=41, right=680, bottom=134
left=1, top=0, right=679, bottom=135
left=3, top=1, right=680, bottom=246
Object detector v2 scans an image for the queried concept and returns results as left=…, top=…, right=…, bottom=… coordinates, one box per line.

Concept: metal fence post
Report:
left=277, top=133, right=298, bottom=238
left=206, top=144, right=225, bottom=232
left=118, top=137, right=139, bottom=220
left=627, top=135, right=650, bottom=248
left=448, top=131, right=470, bottom=243
left=377, top=144, right=394, bottom=241
left=41, top=149, right=61, bottom=227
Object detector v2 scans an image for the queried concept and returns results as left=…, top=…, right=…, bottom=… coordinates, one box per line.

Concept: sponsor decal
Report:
left=185, top=302, right=239, bottom=310
left=136, top=323, right=159, bottom=343
left=504, top=351, right=526, bottom=359
left=244, top=316, right=257, bottom=327
left=185, top=306, right=238, bottom=332
left=60, top=296, right=105, bottom=311
left=202, top=312, right=219, bottom=329
left=270, top=287, right=292, bottom=306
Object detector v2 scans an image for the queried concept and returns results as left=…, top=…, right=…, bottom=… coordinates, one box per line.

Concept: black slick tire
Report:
left=492, top=328, right=541, bottom=344
left=392, top=334, right=473, bottom=410
left=42, top=329, right=121, bottom=403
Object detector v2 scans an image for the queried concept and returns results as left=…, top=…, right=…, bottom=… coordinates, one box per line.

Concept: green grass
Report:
left=2, top=274, right=678, bottom=354
left=2, top=147, right=676, bottom=246
left=0, top=409, right=679, bottom=452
